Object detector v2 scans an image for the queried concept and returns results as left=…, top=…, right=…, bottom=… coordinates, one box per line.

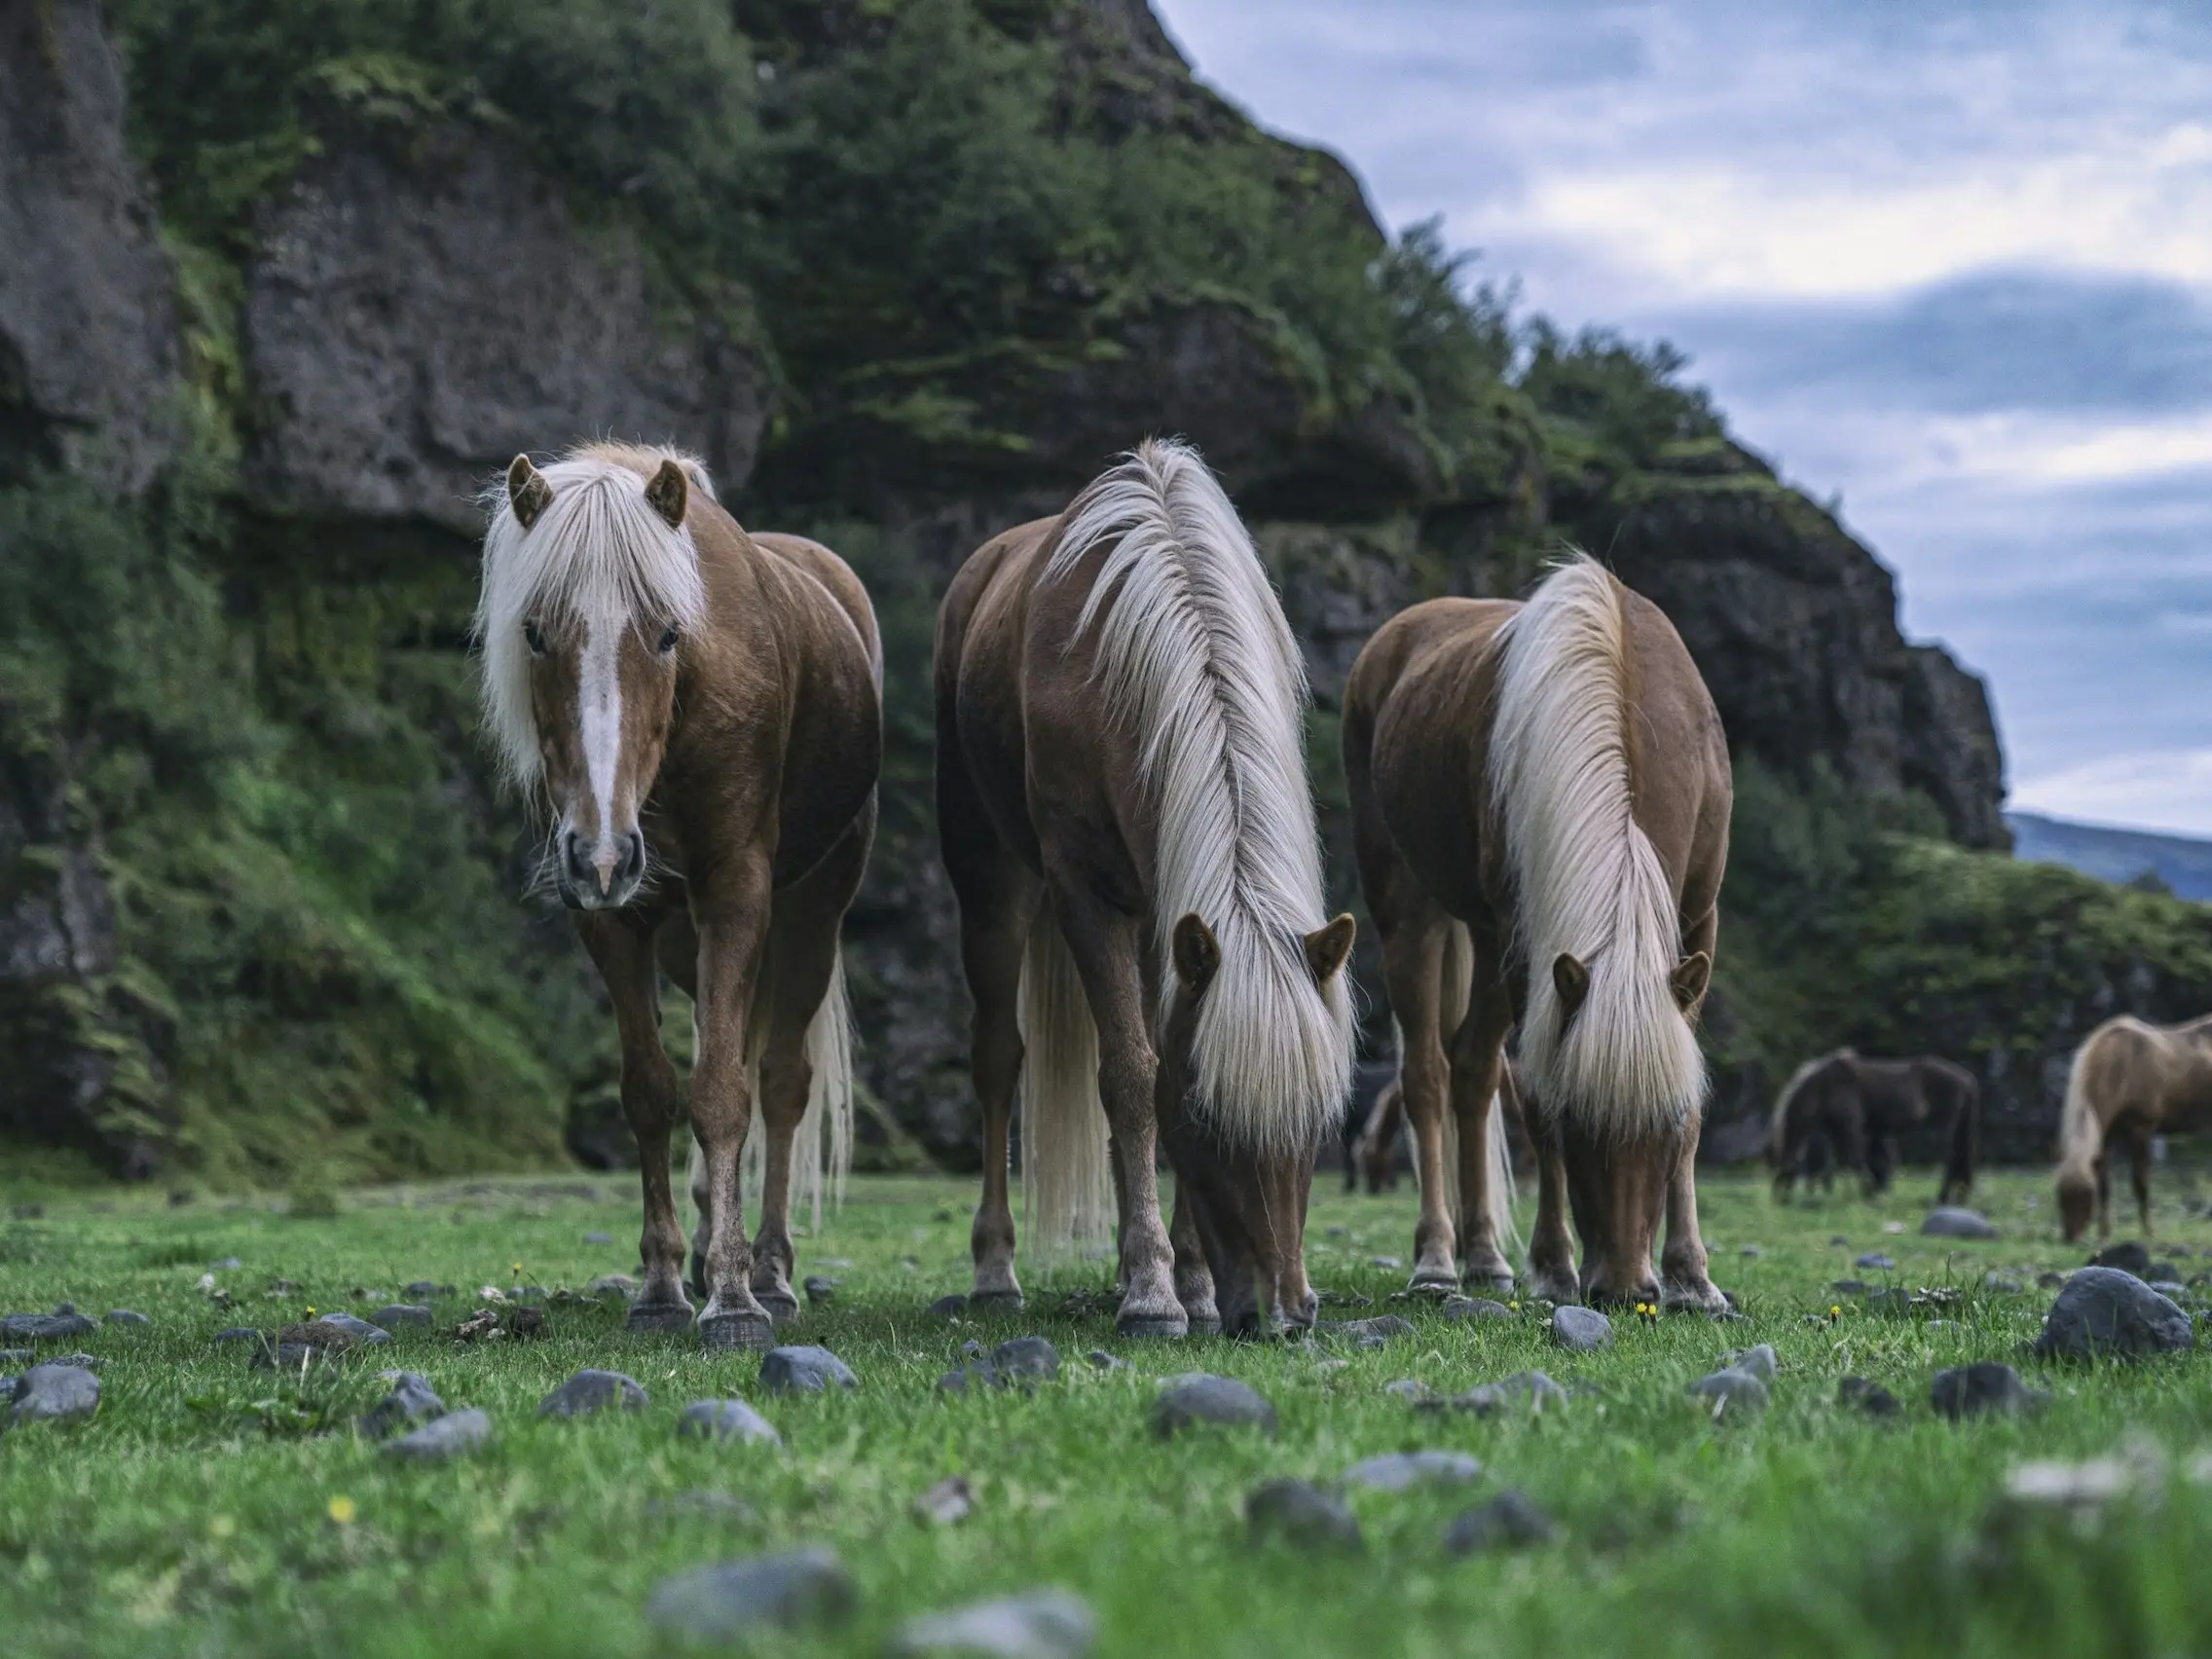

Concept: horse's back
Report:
left=1346, top=597, right=1517, bottom=734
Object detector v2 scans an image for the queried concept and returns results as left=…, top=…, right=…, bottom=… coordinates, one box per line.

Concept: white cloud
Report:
left=2012, top=750, right=2212, bottom=838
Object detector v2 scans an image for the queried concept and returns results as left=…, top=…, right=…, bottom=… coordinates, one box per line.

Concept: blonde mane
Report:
left=1047, top=438, right=1353, bottom=1154
left=1488, top=553, right=1706, bottom=1137
left=475, top=442, right=715, bottom=795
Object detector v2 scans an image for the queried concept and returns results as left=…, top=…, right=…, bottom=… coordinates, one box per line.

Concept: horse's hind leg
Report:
left=946, top=849, right=1035, bottom=1311
left=1380, top=915, right=1459, bottom=1293
left=1447, top=940, right=1516, bottom=1290
left=574, top=909, right=692, bottom=1331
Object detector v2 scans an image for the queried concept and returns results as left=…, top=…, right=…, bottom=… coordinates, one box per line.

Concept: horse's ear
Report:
left=1552, top=953, right=1590, bottom=1023
left=1303, top=913, right=1356, bottom=984
left=644, top=458, right=688, bottom=529
left=507, top=455, right=552, bottom=530
left=1172, top=913, right=1221, bottom=995
left=1671, top=950, right=1713, bottom=1014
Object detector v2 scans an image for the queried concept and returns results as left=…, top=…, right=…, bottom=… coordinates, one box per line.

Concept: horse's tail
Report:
left=1766, top=1052, right=1833, bottom=1168
left=2055, top=1025, right=2112, bottom=1197
left=1017, top=903, right=1116, bottom=1256
left=724, top=946, right=857, bottom=1233
left=1489, top=554, right=1705, bottom=1138
left=1049, top=438, right=1352, bottom=1154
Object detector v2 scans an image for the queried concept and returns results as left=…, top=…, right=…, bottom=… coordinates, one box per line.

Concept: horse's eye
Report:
left=523, top=619, right=547, bottom=657
left=655, top=623, right=680, bottom=656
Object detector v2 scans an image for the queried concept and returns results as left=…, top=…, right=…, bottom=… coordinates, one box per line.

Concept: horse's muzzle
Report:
left=559, top=829, right=646, bottom=909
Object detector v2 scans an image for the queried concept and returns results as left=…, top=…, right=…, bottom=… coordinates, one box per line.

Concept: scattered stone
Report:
left=539, top=1368, right=648, bottom=1418
left=1830, top=1279, right=1869, bottom=1295
left=1923, top=1207, right=2001, bottom=1239
left=587, top=1274, right=638, bottom=1299
left=104, top=1309, right=150, bottom=1327
left=1687, top=1367, right=1770, bottom=1416
left=802, top=1275, right=839, bottom=1305
left=1085, top=1349, right=1127, bottom=1372
left=2035, top=1267, right=2194, bottom=1362
left=1152, top=1374, right=1277, bottom=1437
left=938, top=1361, right=997, bottom=1395
left=8, top=1364, right=99, bottom=1427
left=1983, top=1272, right=2026, bottom=1295
left=927, top=1295, right=968, bottom=1319
left=1838, top=1377, right=1900, bottom=1418
left=891, top=1590, right=1096, bottom=1659
left=382, top=1406, right=493, bottom=1461
left=1443, top=1490, right=1557, bottom=1554
left=1325, top=1225, right=1347, bottom=1237
left=912, top=1476, right=974, bottom=1526
left=760, top=1346, right=857, bottom=1395
left=1382, top=1379, right=1432, bottom=1403
left=211, top=1326, right=258, bottom=1346
left=986, top=1336, right=1059, bottom=1387
left=1739, top=1244, right=1763, bottom=1259
left=1721, top=1344, right=1779, bottom=1382
left=645, top=1549, right=857, bottom=1641
left=1932, top=1362, right=2040, bottom=1420
left=2037, top=1271, right=2069, bottom=1290
left=313, top=1311, right=391, bottom=1345
left=2088, top=1241, right=2154, bottom=1278
left=1855, top=1253, right=1897, bottom=1272
left=679, top=1399, right=782, bottom=1447
left=403, top=1280, right=444, bottom=1298
left=370, top=1305, right=433, bottom=1329
left=47, top=1352, right=99, bottom=1371
left=1315, top=1314, right=1416, bottom=1349
left=1550, top=1306, right=1611, bottom=1351
left=1344, top=1450, right=1483, bottom=1492
left=583, top=1232, right=613, bottom=1245
left=1370, top=1256, right=1403, bottom=1270
left=251, top=1321, right=370, bottom=1370
left=1453, top=1371, right=1568, bottom=1418
left=359, top=1373, right=445, bottom=1440
left=0, top=1310, right=98, bottom=1343
left=1828, top=1235, right=1850, bottom=1247
left=1440, top=1297, right=1512, bottom=1321
left=1245, top=1479, right=1361, bottom=1551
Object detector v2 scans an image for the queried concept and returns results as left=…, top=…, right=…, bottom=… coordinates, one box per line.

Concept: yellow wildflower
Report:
left=327, top=1496, right=357, bottom=1527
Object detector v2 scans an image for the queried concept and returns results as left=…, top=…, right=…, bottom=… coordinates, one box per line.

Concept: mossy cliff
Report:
left=2, top=0, right=2202, bottom=1185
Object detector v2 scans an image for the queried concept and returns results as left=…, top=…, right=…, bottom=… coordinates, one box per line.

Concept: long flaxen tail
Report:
left=1016, top=904, right=1118, bottom=1256
left=1488, top=553, right=1705, bottom=1139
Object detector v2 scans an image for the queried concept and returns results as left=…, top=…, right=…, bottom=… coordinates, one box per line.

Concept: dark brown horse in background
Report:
left=1766, top=1050, right=1979, bottom=1204
left=936, top=438, right=1356, bottom=1336
left=478, top=443, right=879, bottom=1349
left=1346, top=554, right=1732, bottom=1310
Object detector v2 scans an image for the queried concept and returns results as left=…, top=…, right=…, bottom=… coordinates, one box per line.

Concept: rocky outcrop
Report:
left=242, top=115, right=771, bottom=533
left=0, top=0, right=180, bottom=489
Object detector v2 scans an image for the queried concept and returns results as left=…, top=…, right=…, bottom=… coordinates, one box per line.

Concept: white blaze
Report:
left=578, top=617, right=624, bottom=875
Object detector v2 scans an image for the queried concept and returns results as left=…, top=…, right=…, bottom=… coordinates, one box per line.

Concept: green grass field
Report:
left=4, top=1167, right=2211, bottom=1657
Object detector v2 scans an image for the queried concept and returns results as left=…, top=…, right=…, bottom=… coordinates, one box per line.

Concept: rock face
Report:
left=241, top=114, right=770, bottom=534
left=0, top=0, right=180, bottom=490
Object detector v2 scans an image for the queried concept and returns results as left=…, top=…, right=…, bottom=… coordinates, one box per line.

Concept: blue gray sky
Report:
left=1155, top=0, right=2212, bottom=835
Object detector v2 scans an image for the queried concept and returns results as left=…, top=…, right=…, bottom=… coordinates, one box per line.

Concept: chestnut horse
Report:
left=477, top=443, right=879, bottom=1348
left=1766, top=1049, right=1979, bottom=1204
left=1345, top=555, right=1730, bottom=1309
left=2055, top=1013, right=2212, bottom=1241
left=937, top=438, right=1356, bottom=1336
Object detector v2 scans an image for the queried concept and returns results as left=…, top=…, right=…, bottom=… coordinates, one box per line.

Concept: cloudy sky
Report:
left=1155, top=0, right=2212, bottom=836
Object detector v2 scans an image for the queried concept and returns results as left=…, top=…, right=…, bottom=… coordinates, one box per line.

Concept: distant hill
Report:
left=2008, top=812, right=2212, bottom=902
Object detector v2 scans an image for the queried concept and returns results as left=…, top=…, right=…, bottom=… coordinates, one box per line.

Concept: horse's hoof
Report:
left=1407, top=1272, right=1460, bottom=1299
left=698, top=1310, right=778, bottom=1351
left=626, top=1300, right=694, bottom=1335
left=1183, top=1311, right=1223, bottom=1336
left=1117, top=1309, right=1191, bottom=1339
left=967, top=1289, right=1024, bottom=1313
left=755, top=1290, right=800, bottom=1324
left=1460, top=1267, right=1517, bottom=1293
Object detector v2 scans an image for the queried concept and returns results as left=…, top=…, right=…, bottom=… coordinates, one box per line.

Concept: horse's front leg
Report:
left=1448, top=949, right=1518, bottom=1291
left=1660, top=1112, right=1726, bottom=1313
left=1382, top=921, right=1457, bottom=1293
left=1525, top=1105, right=1579, bottom=1304
left=688, top=874, right=776, bottom=1350
left=574, top=910, right=691, bottom=1331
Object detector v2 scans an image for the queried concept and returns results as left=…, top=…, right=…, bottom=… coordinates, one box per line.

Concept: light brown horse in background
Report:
left=478, top=443, right=880, bottom=1348
left=2055, top=1013, right=2212, bottom=1241
left=1767, top=1049, right=1980, bottom=1204
left=1345, top=555, right=1731, bottom=1309
left=936, top=438, right=1356, bottom=1336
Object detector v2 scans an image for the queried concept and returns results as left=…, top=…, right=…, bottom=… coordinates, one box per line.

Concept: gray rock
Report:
left=891, top=1589, right=1096, bottom=1658
left=1382, top=1379, right=1432, bottom=1403
left=538, top=1369, right=648, bottom=1418
left=645, top=1549, right=857, bottom=1641
left=1453, top=1371, right=1568, bottom=1418
left=927, top=1295, right=968, bottom=1318
left=678, top=1399, right=782, bottom=1447
left=587, top=1274, right=637, bottom=1299
left=803, top=1275, right=839, bottom=1305
left=1370, top=1256, right=1403, bottom=1270
left=2034, top=1267, right=2195, bottom=1362
left=1442, top=1490, right=1557, bottom=1554
left=2088, top=1241, right=2154, bottom=1277
left=8, top=1363, right=99, bottom=1427
left=359, top=1373, right=445, bottom=1440
left=1152, top=1374, right=1277, bottom=1437
left=1687, top=1367, right=1770, bottom=1416
left=1315, top=1315, right=1415, bottom=1349
left=1931, top=1362, right=2039, bottom=1420
left=382, top=1406, right=493, bottom=1461
left=1830, top=1279, right=1870, bottom=1295
left=1838, top=1376, right=1901, bottom=1417
left=1855, top=1253, right=1897, bottom=1271
left=991, top=1337, right=1061, bottom=1385
left=403, top=1281, right=442, bottom=1298
left=1721, top=1344, right=1779, bottom=1382
left=583, top=1232, right=613, bottom=1245
left=1245, top=1479, right=1362, bottom=1550
left=939, top=1361, right=998, bottom=1395
left=1344, top=1450, right=1483, bottom=1492
left=1440, top=1297, right=1513, bottom=1321
left=1739, top=1244, right=1764, bottom=1259
left=1983, top=1272, right=2026, bottom=1295
left=0, top=1311, right=97, bottom=1342
left=313, top=1311, right=390, bottom=1345
left=103, top=1309, right=148, bottom=1327
left=211, top=1326, right=258, bottom=1346
left=912, top=1476, right=974, bottom=1526
left=1550, top=1306, right=1611, bottom=1351
left=370, top=1305, right=432, bottom=1329
left=1085, top=1349, right=1128, bottom=1372
left=1923, top=1207, right=2000, bottom=1239
left=46, top=1351, right=98, bottom=1370
left=760, top=1346, right=857, bottom=1395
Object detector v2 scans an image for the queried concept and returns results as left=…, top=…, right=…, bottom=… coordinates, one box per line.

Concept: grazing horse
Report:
left=477, top=443, right=879, bottom=1349
left=936, top=438, right=1356, bottom=1337
left=1345, top=555, right=1730, bottom=1309
left=2055, top=1014, right=2212, bottom=1241
left=1767, top=1049, right=1980, bottom=1204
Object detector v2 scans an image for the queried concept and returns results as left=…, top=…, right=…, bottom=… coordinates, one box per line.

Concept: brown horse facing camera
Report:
left=936, top=439, right=1356, bottom=1337
left=2055, top=1013, right=2212, bottom=1241
left=477, top=443, right=881, bottom=1349
left=1345, top=555, right=1732, bottom=1310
